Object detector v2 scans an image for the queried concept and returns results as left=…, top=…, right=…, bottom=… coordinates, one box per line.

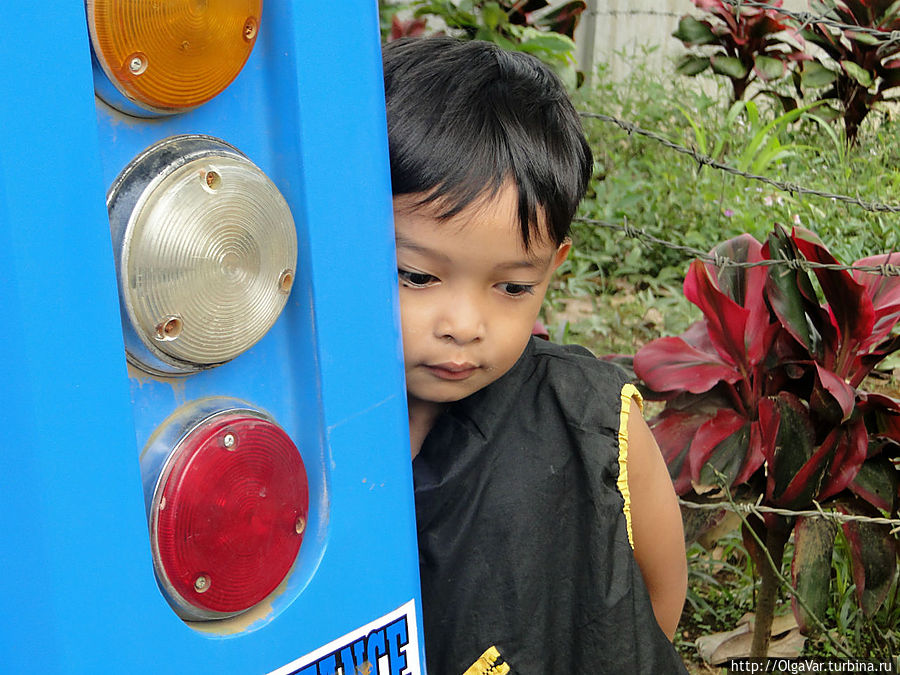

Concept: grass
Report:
left=674, top=525, right=900, bottom=671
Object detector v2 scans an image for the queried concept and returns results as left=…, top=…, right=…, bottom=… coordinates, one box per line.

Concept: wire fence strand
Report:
left=578, top=110, right=900, bottom=215
left=719, top=0, right=900, bottom=49
left=574, top=215, right=900, bottom=276
left=679, top=496, right=900, bottom=535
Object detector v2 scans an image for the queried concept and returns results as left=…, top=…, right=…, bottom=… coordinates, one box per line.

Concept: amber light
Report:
left=149, top=411, right=309, bottom=620
left=86, top=0, right=263, bottom=114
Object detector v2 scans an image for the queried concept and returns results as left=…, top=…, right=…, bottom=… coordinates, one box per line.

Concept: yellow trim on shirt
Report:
left=618, top=383, right=643, bottom=550
left=462, top=646, right=510, bottom=675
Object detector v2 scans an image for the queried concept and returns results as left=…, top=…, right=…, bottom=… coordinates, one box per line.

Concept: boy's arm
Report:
left=625, top=400, right=687, bottom=641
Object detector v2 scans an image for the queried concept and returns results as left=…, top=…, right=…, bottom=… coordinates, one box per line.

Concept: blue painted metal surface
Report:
left=0, top=2, right=421, bottom=673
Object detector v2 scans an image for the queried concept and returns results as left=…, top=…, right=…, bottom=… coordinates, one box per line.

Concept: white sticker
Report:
left=267, top=599, right=421, bottom=675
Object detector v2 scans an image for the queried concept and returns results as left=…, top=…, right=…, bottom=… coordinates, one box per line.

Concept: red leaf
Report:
left=634, top=335, right=742, bottom=394
left=649, top=408, right=714, bottom=495
left=707, top=234, right=778, bottom=366
left=734, top=418, right=766, bottom=485
left=791, top=227, right=876, bottom=373
left=688, top=408, right=747, bottom=487
left=863, top=392, right=900, bottom=444
left=813, top=363, right=856, bottom=422
left=684, top=259, right=751, bottom=369
left=852, top=253, right=900, bottom=350
left=763, top=225, right=829, bottom=359
left=819, top=420, right=868, bottom=501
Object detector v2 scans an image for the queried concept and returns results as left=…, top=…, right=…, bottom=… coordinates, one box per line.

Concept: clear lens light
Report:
left=86, top=0, right=263, bottom=114
left=110, top=135, right=297, bottom=375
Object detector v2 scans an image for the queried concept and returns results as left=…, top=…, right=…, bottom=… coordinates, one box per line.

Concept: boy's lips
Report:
left=424, top=362, right=479, bottom=381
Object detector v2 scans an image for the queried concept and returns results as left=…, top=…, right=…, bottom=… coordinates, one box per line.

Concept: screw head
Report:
left=127, top=53, right=147, bottom=75
left=223, top=432, right=236, bottom=449
left=194, top=575, right=210, bottom=593
left=295, top=516, right=306, bottom=535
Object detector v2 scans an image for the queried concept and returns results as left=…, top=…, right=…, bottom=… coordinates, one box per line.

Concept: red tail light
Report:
left=145, top=403, right=308, bottom=620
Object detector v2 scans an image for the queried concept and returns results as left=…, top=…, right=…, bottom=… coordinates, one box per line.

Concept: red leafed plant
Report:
left=633, top=224, right=900, bottom=657
left=798, top=0, right=900, bottom=145
left=673, top=0, right=810, bottom=101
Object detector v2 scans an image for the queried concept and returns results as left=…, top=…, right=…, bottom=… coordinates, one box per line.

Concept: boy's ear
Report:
left=552, top=238, right=572, bottom=271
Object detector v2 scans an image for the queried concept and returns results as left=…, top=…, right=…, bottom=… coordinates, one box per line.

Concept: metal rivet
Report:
left=155, top=315, right=182, bottom=341
left=295, top=516, right=306, bottom=535
left=278, top=269, right=294, bottom=294
left=243, top=17, right=258, bottom=41
left=194, top=575, right=210, bottom=593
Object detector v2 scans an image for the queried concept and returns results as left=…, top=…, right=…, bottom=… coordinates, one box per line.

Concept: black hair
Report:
left=382, top=36, right=592, bottom=249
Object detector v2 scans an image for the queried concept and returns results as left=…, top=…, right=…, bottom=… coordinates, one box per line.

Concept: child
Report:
left=383, top=37, right=688, bottom=674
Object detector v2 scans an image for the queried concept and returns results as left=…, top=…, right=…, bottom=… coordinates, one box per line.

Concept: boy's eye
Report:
left=398, top=269, right=438, bottom=288
left=499, top=282, right=535, bottom=297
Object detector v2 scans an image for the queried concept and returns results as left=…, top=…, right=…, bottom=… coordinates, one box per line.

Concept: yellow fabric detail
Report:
left=618, top=383, right=643, bottom=550
left=462, top=646, right=510, bottom=675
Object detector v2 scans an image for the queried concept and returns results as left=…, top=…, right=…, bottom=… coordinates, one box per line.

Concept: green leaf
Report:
left=765, top=393, right=820, bottom=508
left=675, top=104, right=707, bottom=155
left=481, top=2, right=507, bottom=31
left=791, top=515, right=837, bottom=635
left=849, top=457, right=898, bottom=512
left=675, top=54, right=711, bottom=76
left=800, top=61, right=838, bottom=89
left=841, top=60, right=874, bottom=88
left=710, top=55, right=750, bottom=80
left=737, top=102, right=820, bottom=172
left=698, top=421, right=751, bottom=489
left=764, top=227, right=821, bottom=357
left=751, top=146, right=798, bottom=174
left=672, top=16, right=717, bottom=45
left=755, top=55, right=785, bottom=81
left=515, top=31, right=576, bottom=55
left=885, top=0, right=900, bottom=21
left=846, top=30, right=881, bottom=46
left=810, top=104, right=842, bottom=121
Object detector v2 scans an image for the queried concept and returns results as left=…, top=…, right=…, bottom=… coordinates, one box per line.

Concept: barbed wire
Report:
left=720, top=0, right=900, bottom=49
left=589, top=9, right=682, bottom=20
left=578, top=110, right=900, bottom=215
left=574, top=215, right=900, bottom=276
left=680, top=496, right=900, bottom=535
left=593, top=0, right=900, bottom=50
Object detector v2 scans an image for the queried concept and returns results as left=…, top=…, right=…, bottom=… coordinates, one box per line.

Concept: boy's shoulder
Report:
left=523, top=337, right=631, bottom=415
left=528, top=337, right=628, bottom=385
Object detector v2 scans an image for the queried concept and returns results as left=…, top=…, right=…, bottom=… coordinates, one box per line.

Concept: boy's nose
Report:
left=434, top=298, right=484, bottom=345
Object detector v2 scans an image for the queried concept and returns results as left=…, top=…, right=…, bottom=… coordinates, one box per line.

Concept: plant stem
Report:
left=750, top=516, right=791, bottom=657
left=713, top=472, right=856, bottom=659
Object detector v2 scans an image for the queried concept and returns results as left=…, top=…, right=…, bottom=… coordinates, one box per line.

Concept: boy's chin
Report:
left=407, top=382, right=485, bottom=408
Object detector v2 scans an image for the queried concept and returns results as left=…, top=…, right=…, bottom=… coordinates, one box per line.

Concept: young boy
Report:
left=383, top=37, right=688, bottom=674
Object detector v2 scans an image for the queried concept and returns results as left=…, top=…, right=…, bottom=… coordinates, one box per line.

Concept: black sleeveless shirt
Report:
left=413, top=338, right=688, bottom=674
